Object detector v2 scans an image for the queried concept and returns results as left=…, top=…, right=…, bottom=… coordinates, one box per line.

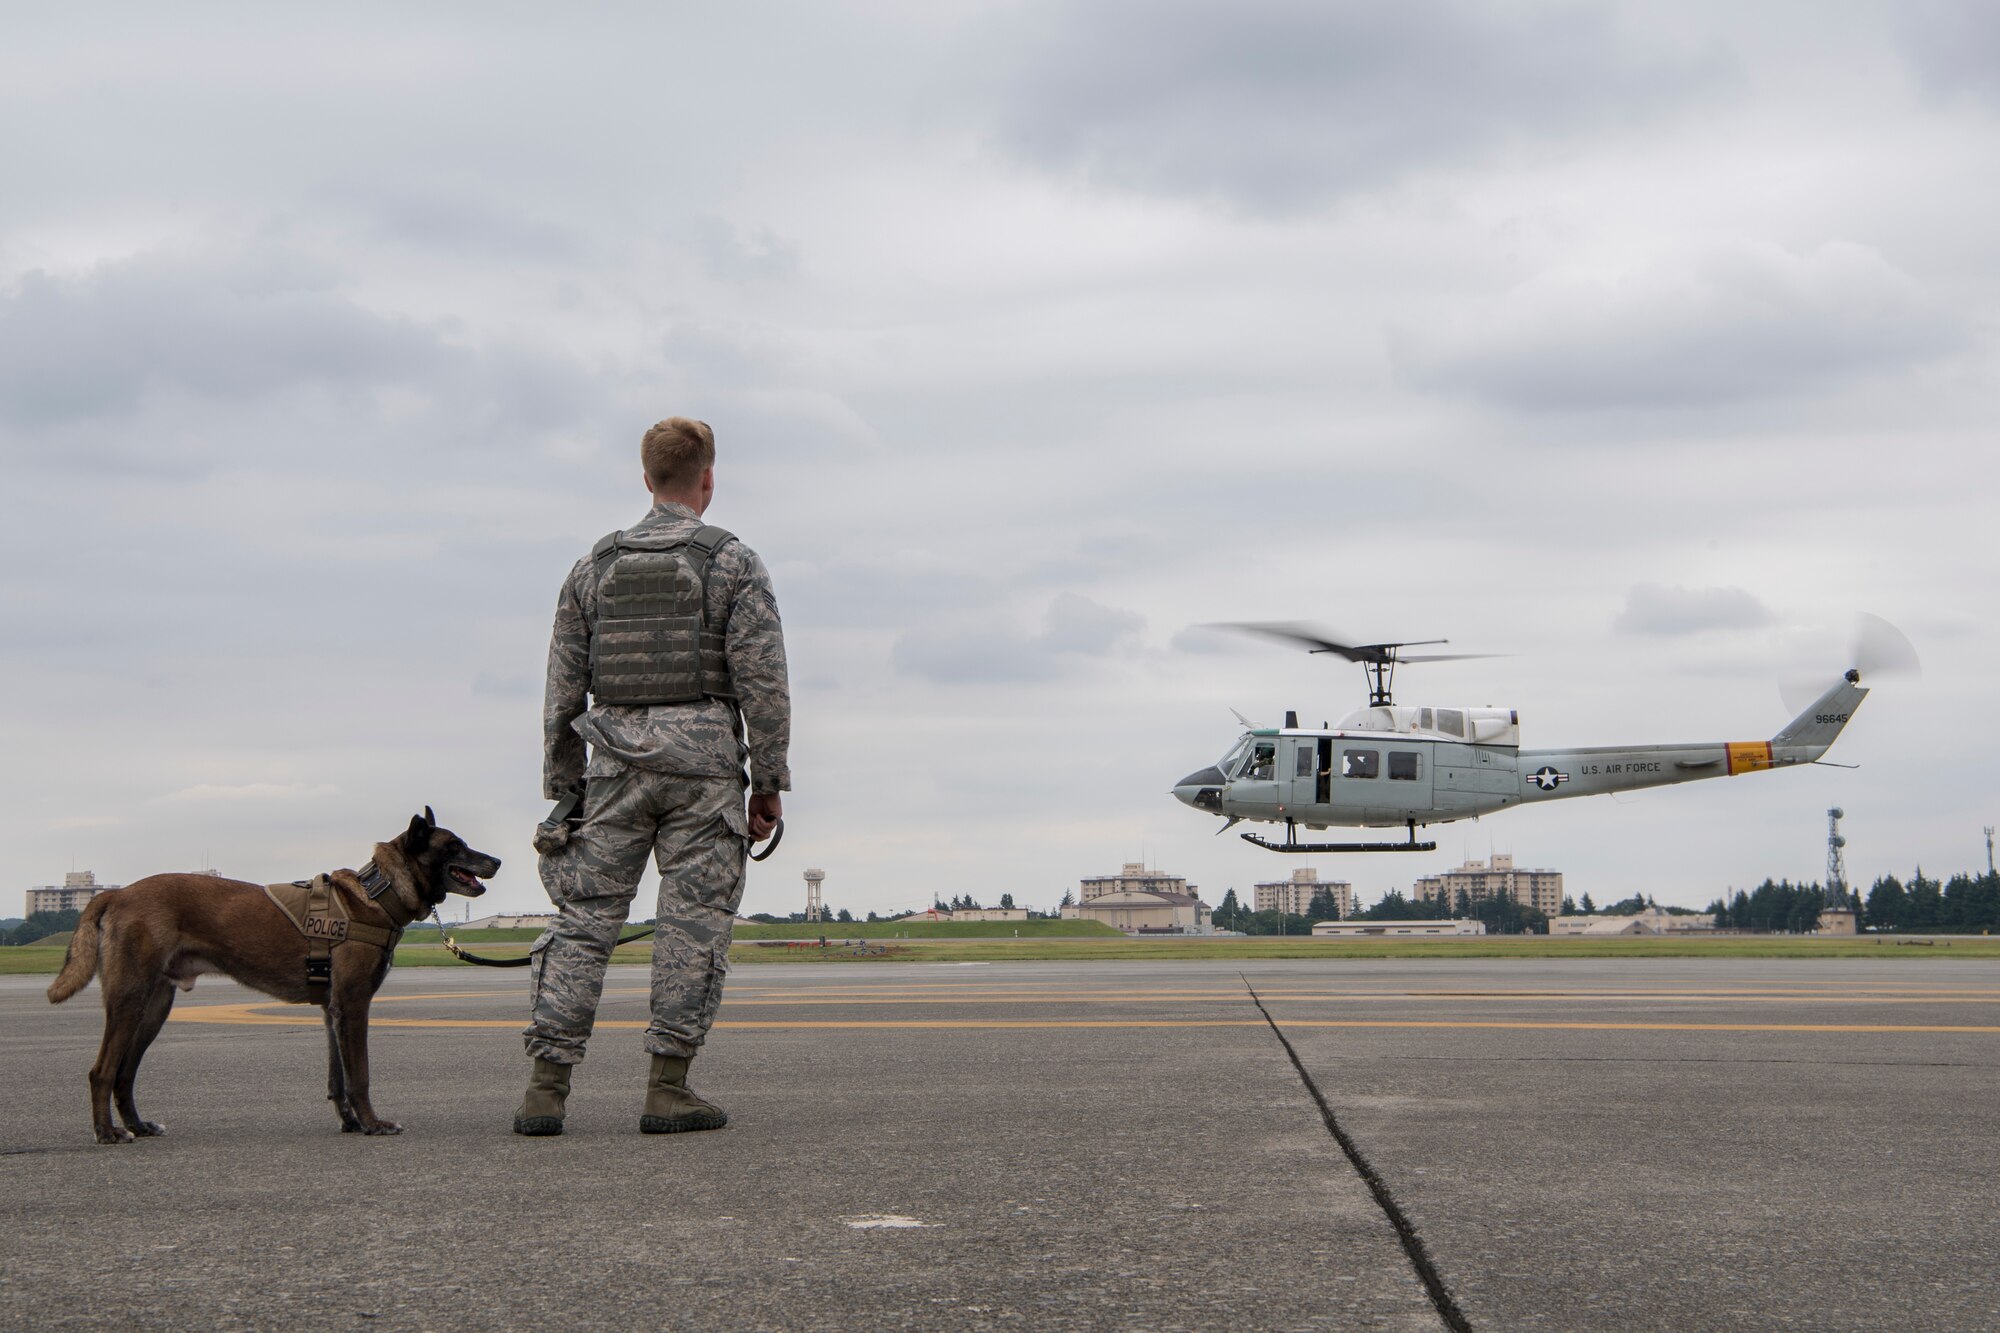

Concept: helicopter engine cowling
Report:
left=1330, top=704, right=1520, bottom=746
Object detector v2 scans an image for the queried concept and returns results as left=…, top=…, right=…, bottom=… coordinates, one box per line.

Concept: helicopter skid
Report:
left=1240, top=831, right=1437, bottom=854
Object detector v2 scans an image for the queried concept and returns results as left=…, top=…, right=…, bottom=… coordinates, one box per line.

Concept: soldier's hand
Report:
left=747, top=792, right=783, bottom=841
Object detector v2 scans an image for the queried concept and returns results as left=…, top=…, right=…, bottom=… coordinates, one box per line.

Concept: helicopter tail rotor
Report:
left=1780, top=614, right=1920, bottom=715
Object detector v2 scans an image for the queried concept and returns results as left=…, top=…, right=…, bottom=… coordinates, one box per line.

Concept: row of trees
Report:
left=2, top=908, right=81, bottom=946
left=1211, top=886, right=1550, bottom=935
left=1348, top=889, right=1549, bottom=935
left=1705, top=880, right=1853, bottom=933
left=933, top=893, right=1018, bottom=912
left=1702, top=870, right=2000, bottom=934
left=1859, top=870, right=2000, bottom=933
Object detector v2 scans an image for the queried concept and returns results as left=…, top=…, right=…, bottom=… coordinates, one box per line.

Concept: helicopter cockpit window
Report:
left=1435, top=708, right=1465, bottom=738
left=1388, top=751, right=1421, bottom=781
left=1419, top=708, right=1434, bottom=730
left=1342, top=749, right=1380, bottom=780
left=1220, top=737, right=1254, bottom=778
left=1246, top=741, right=1277, bottom=780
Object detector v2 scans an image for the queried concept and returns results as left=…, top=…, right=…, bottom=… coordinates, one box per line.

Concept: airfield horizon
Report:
left=6, top=931, right=2000, bottom=977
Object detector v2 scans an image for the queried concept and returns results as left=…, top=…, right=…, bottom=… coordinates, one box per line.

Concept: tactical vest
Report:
left=263, top=870, right=405, bottom=997
left=587, top=524, right=738, bottom=706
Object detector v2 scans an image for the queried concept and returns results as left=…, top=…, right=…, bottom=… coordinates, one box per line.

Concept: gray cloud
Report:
left=692, top=215, right=801, bottom=283
left=894, top=592, right=1145, bottom=684
left=1898, top=2, right=2000, bottom=106
left=1614, top=583, right=1775, bottom=636
left=0, top=248, right=453, bottom=428
left=778, top=563, right=992, bottom=631
left=1393, top=240, right=1967, bottom=411
left=983, top=0, right=1734, bottom=211
left=364, top=191, right=589, bottom=262
left=1170, top=625, right=1252, bottom=655
left=1041, top=590, right=1145, bottom=653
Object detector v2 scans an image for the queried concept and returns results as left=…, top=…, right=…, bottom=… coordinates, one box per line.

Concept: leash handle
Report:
left=750, top=817, right=784, bottom=862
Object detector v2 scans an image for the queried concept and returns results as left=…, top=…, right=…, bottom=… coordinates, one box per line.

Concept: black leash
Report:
left=433, top=819, right=783, bottom=969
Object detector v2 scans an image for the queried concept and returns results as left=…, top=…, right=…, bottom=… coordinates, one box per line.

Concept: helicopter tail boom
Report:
left=1769, top=672, right=1868, bottom=763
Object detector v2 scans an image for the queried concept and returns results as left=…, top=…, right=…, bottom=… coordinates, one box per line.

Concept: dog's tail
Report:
left=47, top=893, right=112, bottom=1004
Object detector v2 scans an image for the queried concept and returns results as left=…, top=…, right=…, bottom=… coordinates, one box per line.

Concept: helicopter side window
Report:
left=1419, top=708, right=1434, bottom=730
left=1295, top=746, right=1315, bottom=778
left=1342, top=749, right=1380, bottom=780
left=1388, top=751, right=1421, bottom=781
left=1246, top=741, right=1277, bottom=781
left=1435, top=708, right=1465, bottom=738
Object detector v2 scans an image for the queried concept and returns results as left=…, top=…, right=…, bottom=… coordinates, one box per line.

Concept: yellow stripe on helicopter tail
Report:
left=1727, top=741, right=1774, bottom=775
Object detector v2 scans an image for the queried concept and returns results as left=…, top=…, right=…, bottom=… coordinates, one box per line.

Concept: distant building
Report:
left=25, top=870, right=120, bottom=917
left=462, top=913, right=557, bottom=930
left=1816, top=909, right=1857, bottom=936
left=1065, top=863, right=1211, bottom=934
left=1080, top=862, right=1196, bottom=903
left=1254, top=868, right=1352, bottom=918
left=1551, top=907, right=1716, bottom=936
left=1413, top=854, right=1563, bottom=918
left=1312, top=919, right=1487, bottom=937
left=901, top=907, right=1030, bottom=923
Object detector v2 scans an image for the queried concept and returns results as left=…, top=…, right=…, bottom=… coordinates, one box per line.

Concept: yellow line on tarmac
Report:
left=168, top=1003, right=2000, bottom=1036
left=627, top=992, right=2000, bottom=1007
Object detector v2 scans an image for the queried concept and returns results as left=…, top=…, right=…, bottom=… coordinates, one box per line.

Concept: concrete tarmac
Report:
left=4, top=958, right=1998, bottom=1331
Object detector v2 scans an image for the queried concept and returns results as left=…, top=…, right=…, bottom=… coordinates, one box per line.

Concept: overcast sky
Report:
left=4, top=1, right=1995, bottom=921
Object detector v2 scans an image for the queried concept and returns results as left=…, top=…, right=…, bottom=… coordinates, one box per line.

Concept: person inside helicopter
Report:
left=1245, top=740, right=1277, bottom=780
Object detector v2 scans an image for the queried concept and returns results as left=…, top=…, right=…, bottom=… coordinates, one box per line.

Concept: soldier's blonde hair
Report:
left=641, top=418, right=715, bottom=492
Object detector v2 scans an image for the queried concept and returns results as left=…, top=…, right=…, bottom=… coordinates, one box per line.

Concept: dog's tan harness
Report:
left=263, top=862, right=412, bottom=996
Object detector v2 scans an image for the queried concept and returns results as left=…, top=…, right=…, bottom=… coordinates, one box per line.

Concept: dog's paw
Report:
left=363, top=1121, right=404, bottom=1136
left=95, top=1126, right=134, bottom=1145
left=129, top=1120, right=166, bottom=1137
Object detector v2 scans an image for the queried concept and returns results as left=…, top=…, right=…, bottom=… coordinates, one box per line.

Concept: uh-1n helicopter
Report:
left=1171, top=621, right=1911, bottom=854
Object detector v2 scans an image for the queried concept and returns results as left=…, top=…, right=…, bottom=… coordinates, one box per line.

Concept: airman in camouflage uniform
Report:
left=516, top=417, right=789, bottom=1136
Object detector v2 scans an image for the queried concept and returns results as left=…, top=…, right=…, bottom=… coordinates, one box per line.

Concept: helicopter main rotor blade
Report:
left=1397, top=652, right=1507, bottom=664
left=1215, top=621, right=1371, bottom=660
left=1213, top=623, right=1454, bottom=664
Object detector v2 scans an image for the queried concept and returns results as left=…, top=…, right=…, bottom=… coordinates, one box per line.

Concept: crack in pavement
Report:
left=1243, top=973, right=1473, bottom=1333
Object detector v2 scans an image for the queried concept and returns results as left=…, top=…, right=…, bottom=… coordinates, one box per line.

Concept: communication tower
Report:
left=1826, top=808, right=1848, bottom=907
left=1985, top=826, right=1995, bottom=877
left=804, top=868, right=825, bottom=922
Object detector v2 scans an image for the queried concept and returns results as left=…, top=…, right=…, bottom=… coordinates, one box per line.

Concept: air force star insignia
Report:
left=1529, top=766, right=1569, bottom=792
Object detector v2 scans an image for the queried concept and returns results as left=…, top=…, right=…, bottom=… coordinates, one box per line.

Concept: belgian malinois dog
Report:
left=48, top=808, right=499, bottom=1144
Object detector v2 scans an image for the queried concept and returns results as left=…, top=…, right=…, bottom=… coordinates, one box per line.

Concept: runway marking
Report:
left=634, top=993, right=2000, bottom=1007
left=168, top=1001, right=2000, bottom=1036
left=672, top=985, right=2000, bottom=1002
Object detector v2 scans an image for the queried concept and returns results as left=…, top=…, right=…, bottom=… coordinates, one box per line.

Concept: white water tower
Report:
left=804, top=868, right=825, bottom=922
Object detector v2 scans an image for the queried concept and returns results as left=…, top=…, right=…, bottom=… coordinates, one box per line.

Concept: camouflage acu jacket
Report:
left=544, top=501, right=791, bottom=798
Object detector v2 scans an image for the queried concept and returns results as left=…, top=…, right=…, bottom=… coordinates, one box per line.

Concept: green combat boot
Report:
left=512, top=1058, right=572, bottom=1136
left=640, top=1054, right=728, bottom=1134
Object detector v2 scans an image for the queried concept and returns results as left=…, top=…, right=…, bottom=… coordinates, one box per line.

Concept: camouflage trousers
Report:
left=524, top=766, right=749, bottom=1064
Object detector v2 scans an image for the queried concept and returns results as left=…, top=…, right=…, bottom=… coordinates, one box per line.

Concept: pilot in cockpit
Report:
left=1246, top=741, right=1277, bottom=780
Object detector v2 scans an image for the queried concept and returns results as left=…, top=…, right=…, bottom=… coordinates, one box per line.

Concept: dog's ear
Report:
left=423, top=805, right=435, bottom=826
left=406, top=809, right=433, bottom=846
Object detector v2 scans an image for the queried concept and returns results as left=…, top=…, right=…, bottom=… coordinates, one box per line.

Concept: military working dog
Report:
left=47, top=808, right=499, bottom=1144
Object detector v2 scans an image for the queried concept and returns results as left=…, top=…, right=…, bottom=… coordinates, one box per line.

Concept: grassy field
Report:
left=8, top=932, right=1999, bottom=976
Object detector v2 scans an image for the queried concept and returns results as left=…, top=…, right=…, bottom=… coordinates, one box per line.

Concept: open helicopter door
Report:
left=1286, top=736, right=1328, bottom=811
